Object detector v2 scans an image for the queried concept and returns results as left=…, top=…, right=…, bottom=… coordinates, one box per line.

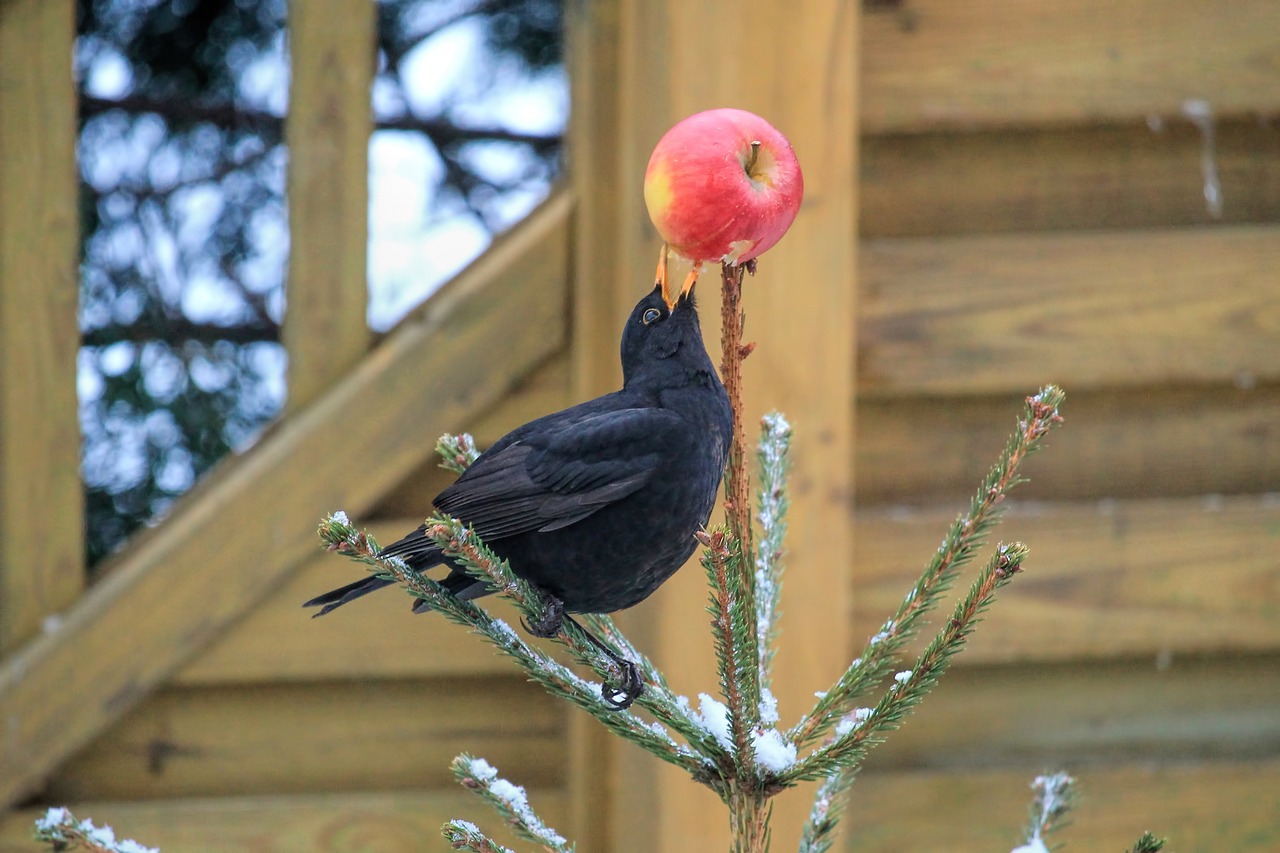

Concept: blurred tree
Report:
left=76, top=0, right=564, bottom=569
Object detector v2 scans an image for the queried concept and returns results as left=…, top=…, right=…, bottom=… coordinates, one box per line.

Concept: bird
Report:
left=304, top=272, right=733, bottom=708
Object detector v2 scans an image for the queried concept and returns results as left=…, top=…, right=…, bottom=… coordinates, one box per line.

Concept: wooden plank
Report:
left=854, top=495, right=1280, bottom=664
left=862, top=0, right=1280, bottom=132
left=568, top=1, right=860, bottom=850
left=0, top=0, right=82, bottom=652
left=862, top=119, right=1280, bottom=239
left=842, top=761, right=1280, bottom=852
left=857, top=385, right=1280, bottom=506
left=867, top=655, right=1280, bottom=772
left=176, top=521, right=518, bottom=684
left=860, top=224, right=1280, bottom=396
left=183, top=492, right=1280, bottom=683
left=0, top=190, right=572, bottom=809
left=1, top=789, right=569, bottom=852
left=373, top=352, right=573, bottom=520
left=46, top=678, right=562, bottom=801
left=283, top=0, right=374, bottom=410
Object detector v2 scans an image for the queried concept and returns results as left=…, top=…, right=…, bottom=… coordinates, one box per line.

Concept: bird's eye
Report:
left=642, top=308, right=663, bottom=325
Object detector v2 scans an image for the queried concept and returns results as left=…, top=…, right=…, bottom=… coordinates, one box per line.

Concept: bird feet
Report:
left=523, top=598, right=645, bottom=710
left=521, top=592, right=566, bottom=638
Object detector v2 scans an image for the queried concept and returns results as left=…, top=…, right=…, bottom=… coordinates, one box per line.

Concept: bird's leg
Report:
left=521, top=591, right=566, bottom=638
left=563, top=614, right=644, bottom=710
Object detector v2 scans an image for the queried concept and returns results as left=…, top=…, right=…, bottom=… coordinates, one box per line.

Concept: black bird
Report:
left=305, top=276, right=732, bottom=706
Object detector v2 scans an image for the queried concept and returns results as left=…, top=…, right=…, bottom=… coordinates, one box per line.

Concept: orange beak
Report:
left=656, top=244, right=700, bottom=310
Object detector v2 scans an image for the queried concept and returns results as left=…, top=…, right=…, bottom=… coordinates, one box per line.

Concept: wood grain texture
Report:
left=0, top=191, right=572, bottom=809
left=569, top=0, right=861, bottom=847
left=866, top=655, right=1280, bottom=771
left=47, top=678, right=563, bottom=801
left=0, top=0, right=83, bottom=652
left=1, top=789, right=569, bottom=852
left=857, top=385, right=1280, bottom=505
left=860, top=224, right=1280, bottom=395
left=862, top=119, right=1280, bottom=239
left=176, top=521, right=519, bottom=685
left=842, top=760, right=1280, bottom=852
left=862, top=0, right=1280, bottom=132
left=283, top=0, right=374, bottom=410
left=854, top=495, right=1280, bottom=664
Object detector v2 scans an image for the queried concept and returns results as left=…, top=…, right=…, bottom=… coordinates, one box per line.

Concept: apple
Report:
left=643, top=108, right=804, bottom=267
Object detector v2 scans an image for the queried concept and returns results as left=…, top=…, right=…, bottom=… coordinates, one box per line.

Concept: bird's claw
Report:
left=601, top=659, right=644, bottom=710
left=521, top=593, right=566, bottom=638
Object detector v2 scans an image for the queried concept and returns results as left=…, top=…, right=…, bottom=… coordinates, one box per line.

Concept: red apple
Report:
left=643, top=108, right=803, bottom=266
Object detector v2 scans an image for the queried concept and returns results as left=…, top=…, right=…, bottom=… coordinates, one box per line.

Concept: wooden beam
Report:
left=862, top=0, right=1280, bottom=132
left=0, top=190, right=572, bottom=809
left=0, top=0, right=82, bottom=653
left=48, top=678, right=562, bottom=801
left=175, top=490, right=1280, bottom=684
left=862, top=119, right=1280, bottom=239
left=855, top=495, right=1280, bottom=663
left=865, top=654, right=1280, bottom=772
left=2, top=789, right=569, bottom=851
left=283, top=0, right=374, bottom=410
left=842, top=761, right=1280, bottom=851
left=860, top=224, right=1280, bottom=395
left=565, top=1, right=859, bottom=849
left=857, top=385, right=1280, bottom=506
left=176, top=521, right=519, bottom=685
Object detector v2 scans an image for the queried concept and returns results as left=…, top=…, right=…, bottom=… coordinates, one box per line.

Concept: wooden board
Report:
left=176, top=520, right=520, bottom=685
left=862, top=119, right=1280, bottom=238
left=0, top=191, right=572, bottom=809
left=567, top=0, right=860, bottom=849
left=856, top=385, right=1280, bottom=505
left=842, top=760, right=1280, bottom=852
left=47, top=677, right=563, bottom=801
left=1, top=789, right=569, bottom=852
left=854, top=495, right=1280, bottom=664
left=283, top=0, right=373, bottom=410
left=866, top=654, right=1280, bottom=771
left=862, top=0, right=1280, bottom=132
left=0, top=0, right=83, bottom=652
left=860, top=224, right=1280, bottom=395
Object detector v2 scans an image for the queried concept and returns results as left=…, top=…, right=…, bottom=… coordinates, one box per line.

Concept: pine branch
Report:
left=32, top=807, right=157, bottom=853
left=797, top=765, right=858, bottom=853
left=790, top=387, right=1065, bottom=748
left=755, top=411, right=792, bottom=695
left=450, top=754, right=572, bottom=852
left=1012, top=772, right=1077, bottom=853
left=715, top=260, right=764, bottom=766
left=435, top=432, right=480, bottom=475
left=316, top=514, right=708, bottom=776
left=780, top=542, right=1030, bottom=783
left=441, top=820, right=517, bottom=853
left=1128, top=832, right=1167, bottom=853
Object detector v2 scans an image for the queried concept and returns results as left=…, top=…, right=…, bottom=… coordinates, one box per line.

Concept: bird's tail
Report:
left=303, top=575, right=395, bottom=616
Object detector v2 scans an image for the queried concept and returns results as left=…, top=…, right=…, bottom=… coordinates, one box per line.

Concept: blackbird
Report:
left=305, top=277, right=732, bottom=706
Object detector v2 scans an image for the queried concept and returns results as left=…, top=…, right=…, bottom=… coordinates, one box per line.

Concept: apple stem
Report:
left=744, top=140, right=762, bottom=176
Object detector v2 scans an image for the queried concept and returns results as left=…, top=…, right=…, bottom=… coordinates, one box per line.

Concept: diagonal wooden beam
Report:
left=0, top=189, right=573, bottom=808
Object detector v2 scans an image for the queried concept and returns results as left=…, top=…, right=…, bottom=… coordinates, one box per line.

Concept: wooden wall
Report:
left=3, top=0, right=1279, bottom=851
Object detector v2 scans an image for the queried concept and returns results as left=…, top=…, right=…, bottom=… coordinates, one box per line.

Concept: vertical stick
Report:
left=0, top=0, right=83, bottom=652
left=284, top=0, right=373, bottom=411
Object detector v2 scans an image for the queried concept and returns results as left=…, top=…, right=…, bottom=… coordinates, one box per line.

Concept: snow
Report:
left=835, top=707, right=873, bottom=737
left=467, top=758, right=567, bottom=847
left=35, top=808, right=69, bottom=831
left=894, top=670, right=912, bottom=685
left=468, top=757, right=499, bottom=781
left=759, top=687, right=780, bottom=725
left=330, top=510, right=349, bottom=525
left=1010, top=841, right=1050, bottom=853
left=449, top=819, right=480, bottom=834
left=751, top=727, right=797, bottom=772
left=692, top=693, right=733, bottom=750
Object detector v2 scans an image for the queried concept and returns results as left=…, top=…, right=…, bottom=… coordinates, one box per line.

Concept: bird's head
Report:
left=619, top=279, right=713, bottom=389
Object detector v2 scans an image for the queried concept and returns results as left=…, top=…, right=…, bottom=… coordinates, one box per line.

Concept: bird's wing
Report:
left=433, top=406, right=681, bottom=538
